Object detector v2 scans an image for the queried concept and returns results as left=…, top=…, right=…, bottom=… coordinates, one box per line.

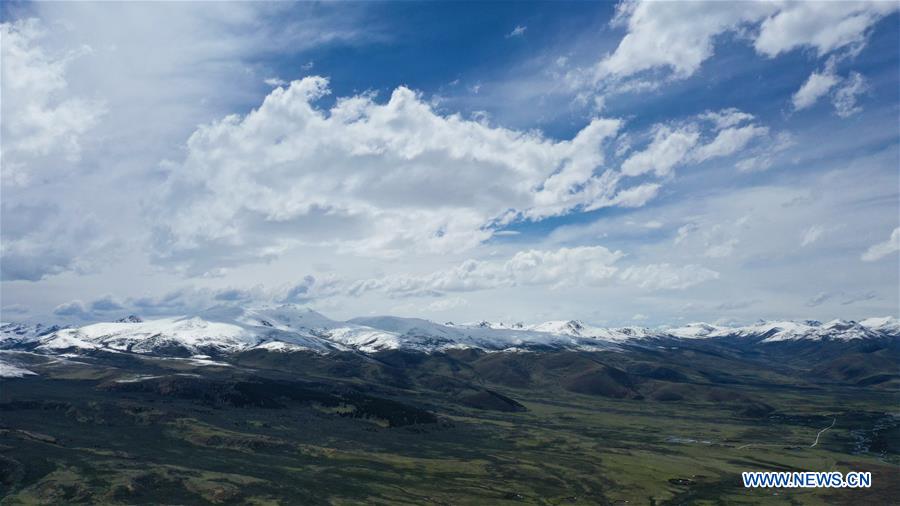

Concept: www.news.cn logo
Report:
left=742, top=471, right=872, bottom=488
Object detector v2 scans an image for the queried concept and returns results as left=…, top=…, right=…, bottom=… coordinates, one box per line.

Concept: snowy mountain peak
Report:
left=860, top=316, right=900, bottom=334
left=1, top=322, right=64, bottom=344
left=666, top=322, right=725, bottom=339
left=1, top=311, right=896, bottom=359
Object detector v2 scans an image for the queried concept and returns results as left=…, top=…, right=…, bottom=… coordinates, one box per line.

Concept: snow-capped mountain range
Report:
left=1, top=305, right=898, bottom=362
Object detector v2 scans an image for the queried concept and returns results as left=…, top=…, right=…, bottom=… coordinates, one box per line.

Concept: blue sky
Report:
left=2, top=1, right=898, bottom=326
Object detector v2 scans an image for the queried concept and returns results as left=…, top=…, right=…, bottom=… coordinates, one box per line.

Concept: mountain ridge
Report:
left=2, top=305, right=897, bottom=366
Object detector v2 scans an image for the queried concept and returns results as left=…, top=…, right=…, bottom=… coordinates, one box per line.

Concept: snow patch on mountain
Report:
left=1, top=322, right=66, bottom=346
left=665, top=322, right=727, bottom=339
left=0, top=358, right=37, bottom=378
left=352, top=316, right=622, bottom=352
left=663, top=317, right=896, bottom=342
left=860, top=316, right=900, bottom=335
left=40, top=317, right=253, bottom=354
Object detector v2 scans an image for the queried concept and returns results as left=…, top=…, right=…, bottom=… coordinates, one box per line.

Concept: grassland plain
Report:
left=0, top=346, right=897, bottom=505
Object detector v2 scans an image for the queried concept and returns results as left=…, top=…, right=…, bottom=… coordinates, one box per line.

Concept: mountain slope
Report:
left=1, top=310, right=897, bottom=360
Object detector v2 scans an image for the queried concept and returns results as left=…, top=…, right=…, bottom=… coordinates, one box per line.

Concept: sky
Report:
left=1, top=1, right=898, bottom=327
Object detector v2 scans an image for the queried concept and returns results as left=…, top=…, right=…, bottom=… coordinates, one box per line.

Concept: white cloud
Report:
left=686, top=221, right=747, bottom=260
left=2, top=2, right=896, bottom=326
left=598, top=1, right=775, bottom=80
left=621, top=126, right=699, bottom=177
left=596, top=1, right=897, bottom=84
left=503, top=247, right=624, bottom=287
left=1, top=19, right=105, bottom=186
left=861, top=227, right=900, bottom=262
left=349, top=246, right=625, bottom=296
left=691, top=124, right=769, bottom=163
left=344, top=245, right=722, bottom=297
left=754, top=1, right=897, bottom=58
left=152, top=78, right=652, bottom=270
left=792, top=60, right=868, bottom=117
left=506, top=25, right=527, bottom=38
left=832, top=72, right=867, bottom=118
left=698, top=108, right=755, bottom=130
left=801, top=225, right=825, bottom=247
left=621, top=109, right=768, bottom=177
left=618, top=263, right=719, bottom=290
left=1, top=3, right=376, bottom=282
left=704, top=238, right=738, bottom=259
left=792, top=63, right=840, bottom=111
left=734, top=131, right=795, bottom=172
left=548, top=144, right=899, bottom=320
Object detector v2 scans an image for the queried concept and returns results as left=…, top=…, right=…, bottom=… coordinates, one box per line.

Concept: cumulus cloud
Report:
left=621, top=109, right=768, bottom=178
left=596, top=1, right=896, bottom=84
left=621, top=126, right=699, bottom=177
left=49, top=286, right=305, bottom=321
left=861, top=227, right=900, bottom=262
left=793, top=59, right=868, bottom=117
left=754, top=1, right=897, bottom=58
left=598, top=1, right=775, bottom=80
left=53, top=300, right=90, bottom=318
left=792, top=63, right=840, bottom=110
left=1, top=3, right=379, bottom=283
left=278, top=275, right=345, bottom=303
left=691, top=124, right=769, bottom=163
left=2, top=2, right=895, bottom=325
left=151, top=77, right=664, bottom=271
